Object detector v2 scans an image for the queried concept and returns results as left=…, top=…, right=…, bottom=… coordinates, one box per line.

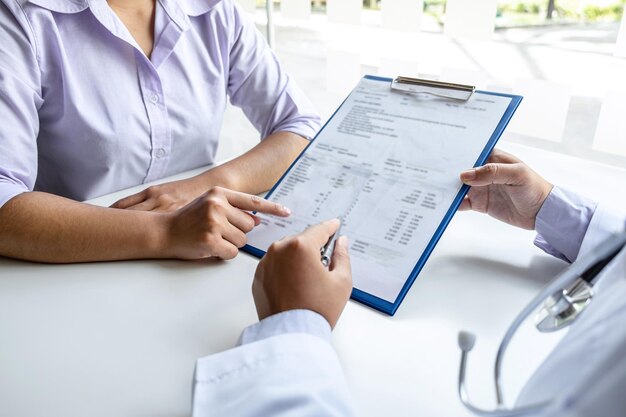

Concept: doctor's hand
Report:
left=459, top=149, right=553, bottom=230
left=160, top=187, right=290, bottom=260
left=252, top=219, right=352, bottom=329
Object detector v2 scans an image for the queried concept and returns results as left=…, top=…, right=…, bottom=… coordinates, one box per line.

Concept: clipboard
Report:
left=243, top=75, right=522, bottom=316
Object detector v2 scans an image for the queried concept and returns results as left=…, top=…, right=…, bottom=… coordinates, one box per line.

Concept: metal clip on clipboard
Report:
left=391, top=76, right=475, bottom=102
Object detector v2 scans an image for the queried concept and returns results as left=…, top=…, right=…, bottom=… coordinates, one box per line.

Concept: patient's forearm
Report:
left=199, top=131, right=309, bottom=194
left=0, top=192, right=166, bottom=263
left=0, top=133, right=309, bottom=263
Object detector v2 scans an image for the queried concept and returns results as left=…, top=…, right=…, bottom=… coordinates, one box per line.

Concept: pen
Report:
left=320, top=220, right=342, bottom=267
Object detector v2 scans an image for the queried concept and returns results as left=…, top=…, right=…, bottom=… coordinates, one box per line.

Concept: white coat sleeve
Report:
left=191, top=310, right=358, bottom=417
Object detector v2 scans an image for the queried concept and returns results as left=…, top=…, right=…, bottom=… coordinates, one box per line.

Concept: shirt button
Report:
left=155, top=148, right=166, bottom=158
left=149, top=93, right=159, bottom=104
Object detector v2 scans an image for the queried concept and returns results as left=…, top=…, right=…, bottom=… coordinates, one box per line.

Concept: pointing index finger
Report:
left=223, top=189, right=291, bottom=217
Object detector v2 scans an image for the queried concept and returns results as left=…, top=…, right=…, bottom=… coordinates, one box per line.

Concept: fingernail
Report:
left=337, top=235, right=349, bottom=249
left=282, top=205, right=291, bottom=215
left=461, top=169, right=476, bottom=182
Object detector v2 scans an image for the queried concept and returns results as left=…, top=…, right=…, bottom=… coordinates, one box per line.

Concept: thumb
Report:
left=329, top=236, right=352, bottom=287
left=460, top=163, right=525, bottom=187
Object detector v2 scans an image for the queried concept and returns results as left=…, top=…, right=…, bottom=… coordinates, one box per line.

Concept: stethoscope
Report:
left=457, top=228, right=626, bottom=417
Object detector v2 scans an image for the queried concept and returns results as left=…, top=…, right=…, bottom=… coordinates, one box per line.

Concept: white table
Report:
left=1, top=142, right=625, bottom=417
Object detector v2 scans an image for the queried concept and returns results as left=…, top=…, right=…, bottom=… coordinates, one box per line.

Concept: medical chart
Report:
left=246, top=77, right=513, bottom=304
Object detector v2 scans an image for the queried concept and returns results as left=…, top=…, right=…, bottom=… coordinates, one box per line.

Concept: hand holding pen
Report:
left=253, top=218, right=352, bottom=329
left=321, top=219, right=343, bottom=267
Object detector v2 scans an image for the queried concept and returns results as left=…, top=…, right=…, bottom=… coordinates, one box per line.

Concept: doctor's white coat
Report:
left=191, top=198, right=626, bottom=417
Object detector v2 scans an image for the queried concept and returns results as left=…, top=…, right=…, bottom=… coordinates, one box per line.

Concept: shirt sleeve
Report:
left=237, top=309, right=332, bottom=346
left=533, top=186, right=597, bottom=263
left=226, top=0, right=321, bottom=141
left=0, top=1, right=42, bottom=208
left=192, top=311, right=357, bottom=417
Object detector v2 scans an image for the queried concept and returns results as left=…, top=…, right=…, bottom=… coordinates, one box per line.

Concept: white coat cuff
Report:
left=534, top=186, right=597, bottom=262
left=237, top=309, right=332, bottom=346
left=577, top=204, right=626, bottom=261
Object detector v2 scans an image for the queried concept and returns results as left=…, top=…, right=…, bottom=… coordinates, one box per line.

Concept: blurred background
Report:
left=217, top=0, right=626, bottom=170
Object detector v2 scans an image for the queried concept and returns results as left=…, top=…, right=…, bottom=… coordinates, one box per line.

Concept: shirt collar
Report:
left=179, top=0, right=223, bottom=16
left=26, top=0, right=222, bottom=17
left=27, top=0, right=88, bottom=14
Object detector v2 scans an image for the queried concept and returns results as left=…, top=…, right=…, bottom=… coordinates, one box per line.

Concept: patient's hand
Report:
left=111, top=177, right=206, bottom=213
left=459, top=149, right=553, bottom=230
left=252, top=219, right=352, bottom=329
left=161, top=187, right=290, bottom=260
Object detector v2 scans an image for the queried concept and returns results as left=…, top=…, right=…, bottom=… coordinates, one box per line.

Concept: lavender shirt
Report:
left=0, top=0, right=320, bottom=207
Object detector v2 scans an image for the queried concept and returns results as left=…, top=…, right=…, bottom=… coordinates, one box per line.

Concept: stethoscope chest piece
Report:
left=534, top=277, right=594, bottom=333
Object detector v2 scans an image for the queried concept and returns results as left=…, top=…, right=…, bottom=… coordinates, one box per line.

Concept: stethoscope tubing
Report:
left=494, top=229, right=626, bottom=404
left=459, top=229, right=626, bottom=416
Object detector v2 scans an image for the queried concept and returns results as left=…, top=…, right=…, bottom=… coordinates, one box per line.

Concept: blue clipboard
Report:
left=243, top=75, right=522, bottom=316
